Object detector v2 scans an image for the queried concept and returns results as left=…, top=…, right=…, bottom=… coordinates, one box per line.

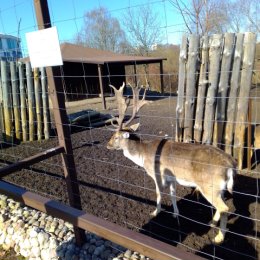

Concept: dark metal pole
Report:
left=33, top=0, right=86, bottom=245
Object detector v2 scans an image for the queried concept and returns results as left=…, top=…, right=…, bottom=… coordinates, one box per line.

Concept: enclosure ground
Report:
left=0, top=97, right=259, bottom=260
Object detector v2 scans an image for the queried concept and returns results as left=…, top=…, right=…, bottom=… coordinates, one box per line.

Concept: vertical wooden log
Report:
left=0, top=66, right=5, bottom=142
left=40, top=67, right=50, bottom=140
left=194, top=36, right=209, bottom=142
left=176, top=35, right=188, bottom=142
left=213, top=33, right=235, bottom=147
left=1, top=61, right=13, bottom=143
left=202, top=34, right=223, bottom=144
left=224, top=33, right=244, bottom=154
left=34, top=68, right=42, bottom=140
left=234, top=32, right=256, bottom=170
left=19, top=62, right=27, bottom=142
left=183, top=34, right=199, bottom=142
left=10, top=61, right=21, bottom=141
left=26, top=62, right=36, bottom=141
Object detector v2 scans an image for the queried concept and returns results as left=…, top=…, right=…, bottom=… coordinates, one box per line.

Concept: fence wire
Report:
left=0, top=1, right=259, bottom=260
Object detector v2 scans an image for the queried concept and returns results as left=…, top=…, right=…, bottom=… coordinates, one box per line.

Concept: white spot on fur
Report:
left=123, top=150, right=144, bottom=167
left=227, top=168, right=234, bottom=193
left=176, top=178, right=197, bottom=187
left=123, top=132, right=130, bottom=139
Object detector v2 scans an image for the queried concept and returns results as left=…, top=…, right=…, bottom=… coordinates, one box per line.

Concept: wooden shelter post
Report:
left=160, top=61, right=164, bottom=94
left=134, top=63, right=138, bottom=86
left=98, top=64, right=106, bottom=110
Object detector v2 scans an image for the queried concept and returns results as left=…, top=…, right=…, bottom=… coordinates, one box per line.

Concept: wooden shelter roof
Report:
left=60, top=43, right=166, bottom=65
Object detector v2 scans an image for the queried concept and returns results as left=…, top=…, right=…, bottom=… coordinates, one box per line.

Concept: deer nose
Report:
left=107, top=142, right=113, bottom=149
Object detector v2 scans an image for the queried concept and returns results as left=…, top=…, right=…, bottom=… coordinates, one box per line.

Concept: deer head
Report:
left=107, top=82, right=150, bottom=150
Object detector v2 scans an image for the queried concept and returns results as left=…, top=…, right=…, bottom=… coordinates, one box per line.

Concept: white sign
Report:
left=26, top=26, right=63, bottom=68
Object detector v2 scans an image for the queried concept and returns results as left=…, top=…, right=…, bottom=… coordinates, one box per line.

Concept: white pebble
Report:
left=22, top=238, right=31, bottom=249
left=29, top=228, right=38, bottom=238
left=30, top=237, right=39, bottom=248
left=31, top=246, right=41, bottom=257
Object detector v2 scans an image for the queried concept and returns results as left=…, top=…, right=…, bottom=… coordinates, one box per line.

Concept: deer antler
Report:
left=110, top=82, right=150, bottom=130
left=109, top=82, right=129, bottom=130
left=123, top=83, right=150, bottom=128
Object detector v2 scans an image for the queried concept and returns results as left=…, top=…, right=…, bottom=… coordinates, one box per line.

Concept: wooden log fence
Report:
left=176, top=32, right=257, bottom=170
left=0, top=60, right=51, bottom=143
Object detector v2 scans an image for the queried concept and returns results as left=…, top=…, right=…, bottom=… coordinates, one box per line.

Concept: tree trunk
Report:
left=234, top=32, right=256, bottom=169
left=26, top=62, right=36, bottom=142
left=19, top=63, right=27, bottom=142
left=10, top=61, right=21, bottom=141
left=0, top=63, right=4, bottom=142
left=194, top=36, right=209, bottom=142
left=1, top=61, right=13, bottom=143
left=202, top=34, right=223, bottom=144
left=40, top=67, right=50, bottom=140
left=34, top=68, right=43, bottom=141
left=183, top=34, right=199, bottom=142
left=176, top=35, right=188, bottom=142
left=213, top=33, right=234, bottom=147
left=224, top=33, right=244, bottom=154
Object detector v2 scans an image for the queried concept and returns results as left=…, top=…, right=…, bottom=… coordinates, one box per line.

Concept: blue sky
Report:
left=0, top=0, right=185, bottom=54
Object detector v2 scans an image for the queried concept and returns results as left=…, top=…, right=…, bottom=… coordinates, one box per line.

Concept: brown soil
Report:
left=1, top=97, right=259, bottom=260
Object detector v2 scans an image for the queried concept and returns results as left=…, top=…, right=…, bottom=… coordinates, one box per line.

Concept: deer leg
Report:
left=170, top=182, right=179, bottom=218
left=210, top=210, right=221, bottom=227
left=151, top=182, right=161, bottom=217
left=200, top=191, right=229, bottom=244
left=214, top=211, right=228, bottom=244
left=213, top=199, right=229, bottom=244
left=210, top=196, right=229, bottom=244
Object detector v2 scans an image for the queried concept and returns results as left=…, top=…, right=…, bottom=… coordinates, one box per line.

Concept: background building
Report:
left=0, top=34, right=22, bottom=61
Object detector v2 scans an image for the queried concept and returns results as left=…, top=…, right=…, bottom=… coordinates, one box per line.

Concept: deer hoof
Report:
left=172, top=212, right=179, bottom=218
left=210, top=220, right=218, bottom=227
left=212, top=233, right=224, bottom=244
left=151, top=209, right=159, bottom=217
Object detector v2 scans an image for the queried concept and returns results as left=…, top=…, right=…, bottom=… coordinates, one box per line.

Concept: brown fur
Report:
left=107, top=131, right=237, bottom=243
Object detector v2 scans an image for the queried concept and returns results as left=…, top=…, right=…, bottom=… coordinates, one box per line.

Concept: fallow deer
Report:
left=107, top=82, right=237, bottom=244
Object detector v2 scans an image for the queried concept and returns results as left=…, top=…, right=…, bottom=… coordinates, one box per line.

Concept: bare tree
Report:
left=123, top=4, right=162, bottom=56
left=169, top=0, right=229, bottom=35
left=224, top=1, right=244, bottom=33
left=242, top=0, right=260, bottom=33
left=75, top=7, right=129, bottom=53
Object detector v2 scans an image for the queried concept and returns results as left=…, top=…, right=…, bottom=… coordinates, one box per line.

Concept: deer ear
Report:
left=122, top=132, right=130, bottom=139
left=129, top=123, right=140, bottom=132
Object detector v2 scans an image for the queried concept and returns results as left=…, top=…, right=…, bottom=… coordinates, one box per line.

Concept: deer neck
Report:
left=122, top=139, right=145, bottom=168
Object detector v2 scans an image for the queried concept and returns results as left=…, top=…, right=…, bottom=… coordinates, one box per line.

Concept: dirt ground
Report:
left=0, top=97, right=259, bottom=260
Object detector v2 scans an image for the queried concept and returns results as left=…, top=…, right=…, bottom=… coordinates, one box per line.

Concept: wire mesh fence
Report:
left=0, top=1, right=259, bottom=260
